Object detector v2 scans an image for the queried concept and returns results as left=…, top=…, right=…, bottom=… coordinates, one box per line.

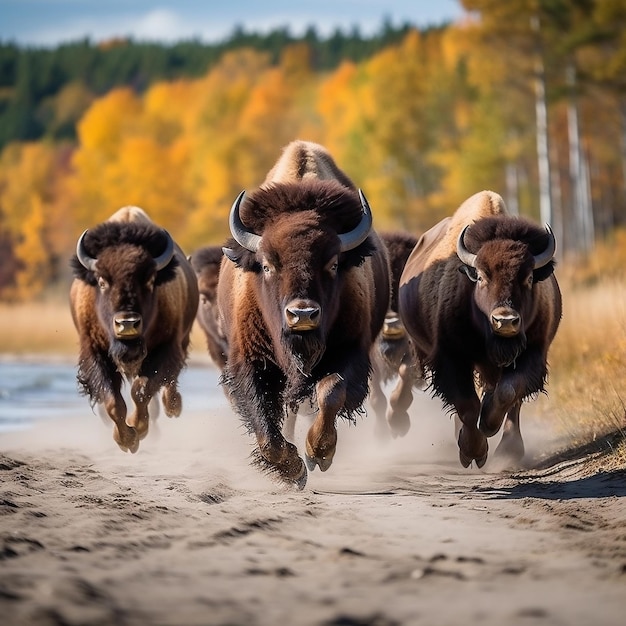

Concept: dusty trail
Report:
left=0, top=370, right=624, bottom=626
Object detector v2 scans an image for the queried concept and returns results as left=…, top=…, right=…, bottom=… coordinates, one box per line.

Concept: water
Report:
left=0, top=359, right=224, bottom=434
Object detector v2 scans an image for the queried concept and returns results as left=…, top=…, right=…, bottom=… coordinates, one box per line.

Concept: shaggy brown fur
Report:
left=69, top=207, right=199, bottom=453
left=399, top=190, right=561, bottom=470
left=218, top=141, right=390, bottom=488
left=190, top=246, right=228, bottom=370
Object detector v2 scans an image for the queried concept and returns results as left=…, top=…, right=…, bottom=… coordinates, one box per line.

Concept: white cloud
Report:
left=7, top=2, right=462, bottom=47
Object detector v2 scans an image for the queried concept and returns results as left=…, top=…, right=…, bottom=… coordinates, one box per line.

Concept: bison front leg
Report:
left=493, top=402, right=525, bottom=468
left=369, top=360, right=391, bottom=441
left=307, top=350, right=371, bottom=472
left=478, top=383, right=516, bottom=438
left=479, top=347, right=546, bottom=454
left=224, top=360, right=307, bottom=489
left=77, top=350, right=139, bottom=453
left=386, top=361, right=418, bottom=438
left=128, top=344, right=187, bottom=440
left=455, top=396, right=488, bottom=468
left=128, top=376, right=158, bottom=439
left=161, top=380, right=182, bottom=417
left=107, top=394, right=140, bottom=453
left=306, top=373, right=345, bottom=472
left=433, top=357, right=488, bottom=468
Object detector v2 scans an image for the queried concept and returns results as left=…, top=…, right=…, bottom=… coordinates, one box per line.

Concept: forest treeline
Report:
left=1, top=0, right=625, bottom=300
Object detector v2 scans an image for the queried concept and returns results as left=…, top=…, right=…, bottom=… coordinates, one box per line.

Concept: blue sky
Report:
left=1, top=0, right=463, bottom=47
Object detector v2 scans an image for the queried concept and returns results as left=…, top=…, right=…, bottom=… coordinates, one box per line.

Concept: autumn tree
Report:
left=0, top=141, right=62, bottom=299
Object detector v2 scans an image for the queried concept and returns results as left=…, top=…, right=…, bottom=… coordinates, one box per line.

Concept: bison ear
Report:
left=70, top=255, right=98, bottom=286
left=532, top=260, right=556, bottom=283
left=459, top=264, right=478, bottom=282
left=222, top=247, right=239, bottom=263
left=222, top=240, right=260, bottom=272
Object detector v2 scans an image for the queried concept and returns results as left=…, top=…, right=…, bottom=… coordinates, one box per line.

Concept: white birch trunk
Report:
left=531, top=16, right=552, bottom=227
left=567, top=64, right=593, bottom=253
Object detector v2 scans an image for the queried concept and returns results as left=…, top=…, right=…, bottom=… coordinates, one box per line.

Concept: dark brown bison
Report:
left=70, top=206, right=199, bottom=452
left=189, top=246, right=228, bottom=370
left=398, top=190, right=561, bottom=469
left=217, top=140, right=390, bottom=488
left=370, top=231, right=424, bottom=439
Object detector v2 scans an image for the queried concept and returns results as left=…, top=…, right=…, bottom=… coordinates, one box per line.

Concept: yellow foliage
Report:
left=103, top=135, right=190, bottom=230
left=76, top=87, right=142, bottom=155
left=0, top=142, right=64, bottom=300
left=13, top=194, right=51, bottom=299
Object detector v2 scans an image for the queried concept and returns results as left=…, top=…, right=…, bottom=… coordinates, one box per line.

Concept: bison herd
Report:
left=70, top=140, right=561, bottom=488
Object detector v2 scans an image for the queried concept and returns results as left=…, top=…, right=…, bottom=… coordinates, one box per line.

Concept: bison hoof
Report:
left=459, top=448, right=489, bottom=469
left=475, top=450, right=488, bottom=468
left=388, top=411, right=411, bottom=438
left=275, top=456, right=307, bottom=490
left=116, top=437, right=140, bottom=454
left=292, top=467, right=308, bottom=490
left=458, top=426, right=488, bottom=469
left=305, top=453, right=333, bottom=472
left=113, top=424, right=139, bottom=454
left=163, top=389, right=182, bottom=417
left=459, top=449, right=473, bottom=468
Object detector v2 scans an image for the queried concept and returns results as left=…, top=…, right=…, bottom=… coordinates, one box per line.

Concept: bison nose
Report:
left=284, top=300, right=321, bottom=331
left=382, top=313, right=406, bottom=339
left=491, top=308, right=521, bottom=337
left=114, top=313, right=143, bottom=338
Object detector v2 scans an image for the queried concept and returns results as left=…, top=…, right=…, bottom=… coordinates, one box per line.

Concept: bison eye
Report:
left=325, top=255, right=339, bottom=277
left=97, top=277, right=109, bottom=291
left=476, top=270, right=489, bottom=285
left=525, top=274, right=534, bottom=288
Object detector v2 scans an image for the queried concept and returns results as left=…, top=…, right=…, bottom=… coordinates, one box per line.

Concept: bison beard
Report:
left=485, top=332, right=527, bottom=369
left=280, top=330, right=325, bottom=410
left=282, top=330, right=325, bottom=376
left=108, top=338, right=148, bottom=377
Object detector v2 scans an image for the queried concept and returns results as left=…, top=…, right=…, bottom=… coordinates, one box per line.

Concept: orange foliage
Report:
left=1, top=19, right=625, bottom=300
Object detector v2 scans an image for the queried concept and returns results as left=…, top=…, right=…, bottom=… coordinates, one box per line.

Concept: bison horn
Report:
left=456, top=225, right=477, bottom=267
left=229, top=190, right=262, bottom=252
left=76, top=230, right=98, bottom=272
left=338, top=189, right=373, bottom=252
left=153, top=230, right=175, bottom=271
left=533, top=224, right=556, bottom=269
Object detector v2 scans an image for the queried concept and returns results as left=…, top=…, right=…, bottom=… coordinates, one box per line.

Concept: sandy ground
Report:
left=1, top=365, right=625, bottom=626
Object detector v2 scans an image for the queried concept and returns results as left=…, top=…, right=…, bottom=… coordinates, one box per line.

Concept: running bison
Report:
left=398, top=190, right=561, bottom=469
left=217, top=140, right=390, bottom=488
left=190, top=246, right=228, bottom=370
left=70, top=206, right=199, bottom=452
left=370, top=231, right=423, bottom=439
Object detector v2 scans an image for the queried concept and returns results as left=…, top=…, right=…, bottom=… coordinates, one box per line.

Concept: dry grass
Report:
left=0, top=296, right=78, bottom=357
left=0, top=295, right=208, bottom=362
left=539, top=274, right=626, bottom=457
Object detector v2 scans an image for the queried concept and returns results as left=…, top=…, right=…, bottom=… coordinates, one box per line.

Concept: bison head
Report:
left=72, top=222, right=178, bottom=369
left=190, top=246, right=223, bottom=336
left=456, top=217, right=556, bottom=366
left=223, top=181, right=375, bottom=378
